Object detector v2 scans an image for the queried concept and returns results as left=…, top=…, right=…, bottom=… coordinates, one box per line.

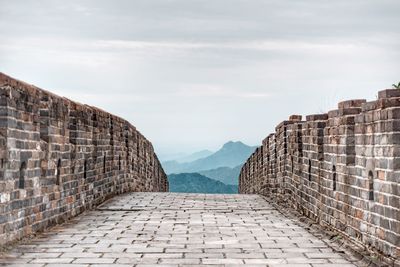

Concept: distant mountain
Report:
left=176, top=149, right=214, bottom=163
left=198, top=165, right=242, bottom=185
left=159, top=150, right=213, bottom=163
left=158, top=152, right=188, bottom=162
left=168, top=173, right=238, bottom=194
left=161, top=161, right=182, bottom=174
left=162, top=141, right=256, bottom=174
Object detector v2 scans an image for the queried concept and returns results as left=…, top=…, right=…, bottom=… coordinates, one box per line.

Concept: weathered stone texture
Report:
left=0, top=73, right=168, bottom=246
left=0, top=193, right=359, bottom=267
left=239, top=90, right=400, bottom=261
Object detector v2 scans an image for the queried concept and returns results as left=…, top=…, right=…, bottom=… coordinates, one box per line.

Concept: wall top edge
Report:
left=0, top=72, right=147, bottom=140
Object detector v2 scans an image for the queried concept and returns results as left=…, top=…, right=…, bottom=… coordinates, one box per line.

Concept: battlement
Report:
left=0, top=73, right=168, bottom=246
left=239, top=88, right=400, bottom=261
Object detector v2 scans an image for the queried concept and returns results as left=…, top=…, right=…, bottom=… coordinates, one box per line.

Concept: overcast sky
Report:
left=1, top=0, right=399, bottom=157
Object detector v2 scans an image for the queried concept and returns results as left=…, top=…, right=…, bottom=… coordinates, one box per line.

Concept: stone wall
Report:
left=0, top=73, right=168, bottom=246
left=239, top=90, right=400, bottom=260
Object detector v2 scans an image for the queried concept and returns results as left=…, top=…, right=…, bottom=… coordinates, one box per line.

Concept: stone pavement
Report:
left=0, top=193, right=360, bottom=267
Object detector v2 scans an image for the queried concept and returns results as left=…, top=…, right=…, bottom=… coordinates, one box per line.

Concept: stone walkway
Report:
left=0, top=193, right=359, bottom=266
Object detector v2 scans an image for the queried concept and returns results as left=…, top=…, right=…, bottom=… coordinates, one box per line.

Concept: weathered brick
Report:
left=0, top=72, right=168, bottom=247
left=239, top=90, right=400, bottom=262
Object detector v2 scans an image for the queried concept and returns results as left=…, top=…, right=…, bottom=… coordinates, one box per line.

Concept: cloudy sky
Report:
left=1, top=0, right=399, bottom=158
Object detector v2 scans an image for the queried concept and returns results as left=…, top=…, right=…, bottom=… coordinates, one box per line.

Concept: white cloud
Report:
left=1, top=0, right=399, bottom=155
left=0, top=36, right=378, bottom=55
left=176, top=84, right=270, bottom=99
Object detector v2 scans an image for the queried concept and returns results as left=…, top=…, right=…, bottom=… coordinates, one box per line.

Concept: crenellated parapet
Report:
left=0, top=73, right=168, bottom=246
left=239, top=90, right=400, bottom=260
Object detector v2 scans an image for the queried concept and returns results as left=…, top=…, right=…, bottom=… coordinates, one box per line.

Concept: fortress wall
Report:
left=286, top=116, right=305, bottom=213
left=0, top=73, right=168, bottom=246
left=239, top=89, right=400, bottom=259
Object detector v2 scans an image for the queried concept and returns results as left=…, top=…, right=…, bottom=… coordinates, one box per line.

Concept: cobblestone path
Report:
left=0, top=193, right=359, bottom=267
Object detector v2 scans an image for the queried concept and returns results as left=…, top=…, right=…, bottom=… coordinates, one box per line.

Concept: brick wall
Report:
left=0, top=73, right=168, bottom=246
left=239, top=90, right=400, bottom=259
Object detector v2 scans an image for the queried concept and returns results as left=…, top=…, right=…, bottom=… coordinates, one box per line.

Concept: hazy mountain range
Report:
left=159, top=150, right=213, bottom=163
left=198, top=165, right=242, bottom=185
left=163, top=141, right=257, bottom=174
left=176, top=149, right=214, bottom=163
left=163, top=141, right=256, bottom=194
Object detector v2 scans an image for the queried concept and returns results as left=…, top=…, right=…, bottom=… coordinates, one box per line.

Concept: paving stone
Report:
left=160, top=258, right=201, bottom=264
left=0, top=193, right=358, bottom=266
left=202, top=259, right=245, bottom=264
left=30, top=258, right=75, bottom=264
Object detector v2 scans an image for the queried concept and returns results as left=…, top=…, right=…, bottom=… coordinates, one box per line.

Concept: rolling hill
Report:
left=168, top=173, right=238, bottom=194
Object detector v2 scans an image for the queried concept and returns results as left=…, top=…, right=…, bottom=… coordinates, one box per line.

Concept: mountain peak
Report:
left=162, top=141, right=256, bottom=174
left=222, top=141, right=246, bottom=149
